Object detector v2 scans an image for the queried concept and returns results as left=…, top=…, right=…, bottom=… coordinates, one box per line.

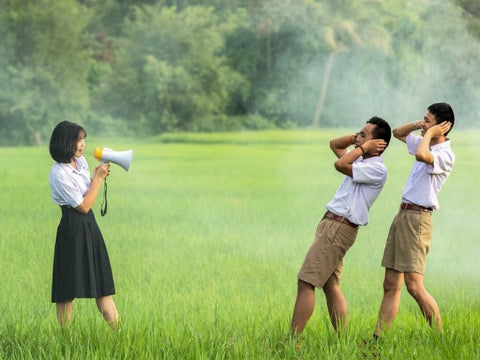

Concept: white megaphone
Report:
left=94, top=146, right=133, bottom=171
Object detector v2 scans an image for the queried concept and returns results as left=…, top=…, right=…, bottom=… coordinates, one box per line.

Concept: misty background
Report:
left=0, top=0, right=479, bottom=146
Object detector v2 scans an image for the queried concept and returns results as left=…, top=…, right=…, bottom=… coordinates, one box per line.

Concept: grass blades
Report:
left=0, top=129, right=478, bottom=359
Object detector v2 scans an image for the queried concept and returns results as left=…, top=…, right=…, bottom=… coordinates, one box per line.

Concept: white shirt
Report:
left=401, top=133, right=454, bottom=210
left=49, top=156, right=91, bottom=207
left=326, top=155, right=387, bottom=226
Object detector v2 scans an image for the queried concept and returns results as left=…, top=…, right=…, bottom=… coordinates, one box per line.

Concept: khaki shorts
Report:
left=381, top=208, right=433, bottom=274
left=298, top=218, right=358, bottom=289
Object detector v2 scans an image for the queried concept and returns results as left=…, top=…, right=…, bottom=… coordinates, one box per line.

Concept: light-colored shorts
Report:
left=298, top=218, right=358, bottom=288
left=381, top=208, right=433, bottom=274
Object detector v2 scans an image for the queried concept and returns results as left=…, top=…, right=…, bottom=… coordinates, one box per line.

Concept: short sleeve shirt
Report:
left=326, top=155, right=387, bottom=226
left=49, top=156, right=91, bottom=207
left=401, top=134, right=455, bottom=210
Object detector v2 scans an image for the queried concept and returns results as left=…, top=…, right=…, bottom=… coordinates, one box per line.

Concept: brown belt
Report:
left=323, top=211, right=358, bottom=228
left=400, top=202, right=433, bottom=212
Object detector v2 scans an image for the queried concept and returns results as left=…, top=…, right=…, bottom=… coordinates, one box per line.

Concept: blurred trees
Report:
left=311, top=0, right=392, bottom=127
left=224, top=0, right=327, bottom=128
left=93, top=5, right=246, bottom=134
left=0, top=0, right=91, bottom=145
left=0, top=0, right=479, bottom=145
left=455, top=0, right=480, bottom=37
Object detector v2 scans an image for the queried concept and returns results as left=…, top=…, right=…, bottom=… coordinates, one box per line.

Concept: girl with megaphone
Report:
left=48, top=120, right=119, bottom=330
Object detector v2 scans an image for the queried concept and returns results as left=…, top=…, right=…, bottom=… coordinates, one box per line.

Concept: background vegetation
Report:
left=1, top=0, right=480, bottom=145
left=0, top=130, right=478, bottom=359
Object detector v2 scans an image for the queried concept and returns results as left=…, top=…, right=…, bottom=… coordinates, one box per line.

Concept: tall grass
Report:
left=0, top=129, right=478, bottom=359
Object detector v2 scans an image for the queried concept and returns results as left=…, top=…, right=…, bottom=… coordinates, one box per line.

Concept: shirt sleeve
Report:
left=50, top=167, right=84, bottom=207
left=406, top=133, right=422, bottom=155
left=429, top=150, right=455, bottom=175
left=352, top=160, right=386, bottom=185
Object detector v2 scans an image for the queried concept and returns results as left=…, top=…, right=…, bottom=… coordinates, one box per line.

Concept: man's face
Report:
left=355, top=123, right=376, bottom=146
left=420, top=111, right=437, bottom=136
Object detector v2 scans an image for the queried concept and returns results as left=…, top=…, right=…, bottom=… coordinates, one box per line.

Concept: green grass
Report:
left=0, top=129, right=478, bottom=359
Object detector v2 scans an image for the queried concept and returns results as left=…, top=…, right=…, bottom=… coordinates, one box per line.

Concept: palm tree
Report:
left=312, top=1, right=392, bottom=127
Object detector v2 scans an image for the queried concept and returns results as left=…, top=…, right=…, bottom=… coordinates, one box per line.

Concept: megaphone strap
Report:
left=101, top=179, right=108, bottom=216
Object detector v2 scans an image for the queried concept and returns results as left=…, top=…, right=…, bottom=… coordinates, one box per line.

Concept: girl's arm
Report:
left=75, top=163, right=110, bottom=214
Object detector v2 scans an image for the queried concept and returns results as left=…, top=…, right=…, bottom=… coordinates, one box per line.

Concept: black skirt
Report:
left=51, top=206, right=115, bottom=303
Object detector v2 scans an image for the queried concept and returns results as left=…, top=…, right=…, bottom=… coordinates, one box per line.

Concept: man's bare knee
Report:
left=382, top=269, right=403, bottom=294
left=405, top=284, right=419, bottom=298
left=383, top=277, right=402, bottom=293
left=405, top=274, right=424, bottom=299
left=323, top=274, right=340, bottom=295
left=298, top=279, right=315, bottom=292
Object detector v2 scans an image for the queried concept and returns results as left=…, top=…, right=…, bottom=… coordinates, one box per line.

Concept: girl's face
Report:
left=74, top=134, right=85, bottom=158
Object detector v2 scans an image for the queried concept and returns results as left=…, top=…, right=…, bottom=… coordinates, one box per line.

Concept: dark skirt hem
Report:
left=52, top=289, right=116, bottom=303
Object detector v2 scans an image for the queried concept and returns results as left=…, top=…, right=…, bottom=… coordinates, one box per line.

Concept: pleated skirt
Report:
left=51, top=206, right=115, bottom=303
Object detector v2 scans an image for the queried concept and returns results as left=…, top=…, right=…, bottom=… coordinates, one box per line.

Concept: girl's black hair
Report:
left=49, top=121, right=86, bottom=163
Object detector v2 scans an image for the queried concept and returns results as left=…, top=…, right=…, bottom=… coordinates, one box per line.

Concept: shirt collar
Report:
left=361, top=155, right=383, bottom=163
left=58, top=157, right=85, bottom=173
left=431, top=138, right=451, bottom=150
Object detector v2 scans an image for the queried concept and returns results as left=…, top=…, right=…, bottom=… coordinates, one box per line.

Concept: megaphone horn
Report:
left=94, top=146, right=133, bottom=171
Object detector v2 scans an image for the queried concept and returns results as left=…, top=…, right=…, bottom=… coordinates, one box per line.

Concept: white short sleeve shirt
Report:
left=401, top=133, right=455, bottom=210
left=49, top=156, right=91, bottom=208
left=326, top=155, right=387, bottom=226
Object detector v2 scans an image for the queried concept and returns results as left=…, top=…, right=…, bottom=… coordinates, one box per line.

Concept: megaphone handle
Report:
left=100, top=179, right=108, bottom=216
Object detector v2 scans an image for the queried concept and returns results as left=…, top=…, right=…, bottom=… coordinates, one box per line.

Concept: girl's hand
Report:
left=94, top=162, right=111, bottom=180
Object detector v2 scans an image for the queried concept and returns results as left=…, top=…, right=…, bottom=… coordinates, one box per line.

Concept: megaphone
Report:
left=94, top=146, right=133, bottom=171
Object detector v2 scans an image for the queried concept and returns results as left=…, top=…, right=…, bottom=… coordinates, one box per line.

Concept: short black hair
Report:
left=428, top=102, right=454, bottom=135
left=49, top=121, right=86, bottom=163
left=367, top=116, right=391, bottom=154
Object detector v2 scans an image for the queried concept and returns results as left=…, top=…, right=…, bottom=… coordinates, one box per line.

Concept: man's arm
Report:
left=392, top=120, right=422, bottom=143
left=415, top=121, right=452, bottom=164
left=334, top=139, right=387, bottom=177
left=330, top=134, right=357, bottom=159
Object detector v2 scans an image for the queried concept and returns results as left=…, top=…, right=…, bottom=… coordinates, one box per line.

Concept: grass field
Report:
left=0, top=129, right=478, bottom=359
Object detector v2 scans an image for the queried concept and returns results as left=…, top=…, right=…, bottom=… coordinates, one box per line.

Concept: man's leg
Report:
left=404, top=272, right=442, bottom=331
left=291, top=279, right=315, bottom=335
left=322, top=274, right=347, bottom=332
left=374, top=268, right=404, bottom=337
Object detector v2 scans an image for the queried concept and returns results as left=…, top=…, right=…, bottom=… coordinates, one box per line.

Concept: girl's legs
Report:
left=56, top=300, right=73, bottom=328
left=96, top=295, right=120, bottom=329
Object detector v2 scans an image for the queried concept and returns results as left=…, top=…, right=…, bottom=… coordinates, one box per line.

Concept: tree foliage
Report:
left=1, top=0, right=480, bottom=145
left=92, top=5, right=246, bottom=134
left=0, top=0, right=91, bottom=145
